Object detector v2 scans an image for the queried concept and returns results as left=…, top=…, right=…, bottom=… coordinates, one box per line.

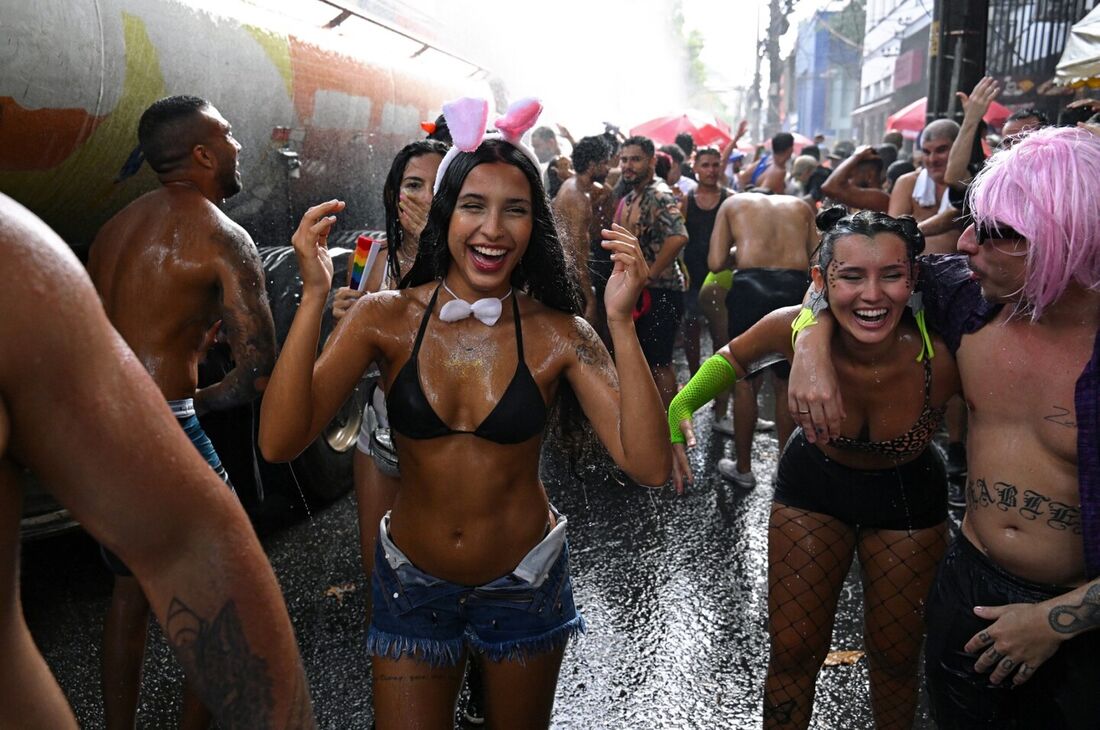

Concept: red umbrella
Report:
left=887, top=96, right=1012, bottom=140
left=630, top=111, right=732, bottom=147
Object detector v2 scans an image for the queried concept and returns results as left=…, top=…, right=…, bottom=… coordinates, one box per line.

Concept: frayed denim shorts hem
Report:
left=366, top=511, right=585, bottom=667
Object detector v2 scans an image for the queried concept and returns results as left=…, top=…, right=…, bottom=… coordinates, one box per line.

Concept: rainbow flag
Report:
left=350, top=235, right=383, bottom=291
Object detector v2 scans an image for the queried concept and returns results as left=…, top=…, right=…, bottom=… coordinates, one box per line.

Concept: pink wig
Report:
left=969, top=125, right=1100, bottom=318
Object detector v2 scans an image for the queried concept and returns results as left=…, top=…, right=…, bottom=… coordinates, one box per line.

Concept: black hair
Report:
left=138, top=95, right=210, bottom=173
left=875, top=143, right=899, bottom=169
left=571, top=135, right=610, bottom=175
left=694, top=145, right=721, bottom=160
left=383, top=139, right=450, bottom=284
left=772, top=131, right=795, bottom=154
left=546, top=155, right=568, bottom=198
left=401, top=138, right=594, bottom=469
left=801, top=144, right=821, bottom=161
left=674, top=132, right=695, bottom=155
left=659, top=143, right=686, bottom=165
left=622, top=135, right=655, bottom=157
left=1006, top=107, right=1050, bottom=126
left=815, top=208, right=924, bottom=273
left=425, top=113, right=452, bottom=145
left=654, top=151, right=673, bottom=181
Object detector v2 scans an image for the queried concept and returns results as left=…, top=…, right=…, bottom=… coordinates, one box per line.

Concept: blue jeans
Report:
left=367, top=512, right=585, bottom=667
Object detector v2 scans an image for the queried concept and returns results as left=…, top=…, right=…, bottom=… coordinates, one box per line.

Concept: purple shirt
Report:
left=920, top=254, right=1100, bottom=580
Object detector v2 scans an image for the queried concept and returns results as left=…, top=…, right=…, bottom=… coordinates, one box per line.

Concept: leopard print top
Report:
left=829, top=357, right=945, bottom=460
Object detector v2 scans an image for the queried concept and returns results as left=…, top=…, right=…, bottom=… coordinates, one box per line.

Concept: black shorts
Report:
left=725, top=268, right=809, bottom=379
left=925, top=534, right=1100, bottom=729
left=635, top=287, right=684, bottom=368
left=773, top=429, right=948, bottom=530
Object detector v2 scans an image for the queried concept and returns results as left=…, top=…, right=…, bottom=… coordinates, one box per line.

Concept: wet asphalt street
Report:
left=21, top=384, right=948, bottom=729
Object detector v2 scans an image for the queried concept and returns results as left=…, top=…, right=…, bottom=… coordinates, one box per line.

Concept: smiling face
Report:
left=446, top=161, right=533, bottom=298
left=815, top=232, right=914, bottom=348
left=920, top=136, right=953, bottom=184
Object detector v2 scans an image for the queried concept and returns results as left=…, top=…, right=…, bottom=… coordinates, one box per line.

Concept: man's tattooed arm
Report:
left=1048, top=582, right=1100, bottom=636
left=167, top=598, right=315, bottom=729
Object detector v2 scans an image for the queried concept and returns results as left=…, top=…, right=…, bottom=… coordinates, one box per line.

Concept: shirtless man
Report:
left=553, top=135, right=611, bottom=323
left=87, top=95, right=276, bottom=730
left=889, top=119, right=962, bottom=254
left=820, top=145, right=889, bottom=213
left=790, top=126, right=1100, bottom=728
left=740, top=132, right=795, bottom=195
left=708, top=192, right=817, bottom=487
left=0, top=193, right=312, bottom=728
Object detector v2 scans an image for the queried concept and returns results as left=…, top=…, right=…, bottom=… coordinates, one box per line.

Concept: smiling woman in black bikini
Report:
left=258, top=97, right=670, bottom=729
left=670, top=209, right=960, bottom=730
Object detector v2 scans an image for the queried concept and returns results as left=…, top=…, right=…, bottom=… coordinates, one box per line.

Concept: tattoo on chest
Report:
left=1048, top=583, right=1100, bottom=634
left=570, top=324, right=618, bottom=390
left=967, top=478, right=1081, bottom=533
left=166, top=598, right=275, bottom=728
left=1043, top=405, right=1077, bottom=429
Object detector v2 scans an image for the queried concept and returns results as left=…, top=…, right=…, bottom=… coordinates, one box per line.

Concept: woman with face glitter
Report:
left=670, top=209, right=961, bottom=730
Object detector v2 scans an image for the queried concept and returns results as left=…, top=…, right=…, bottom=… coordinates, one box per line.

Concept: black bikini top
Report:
left=386, top=285, right=547, bottom=444
left=829, top=357, right=945, bottom=461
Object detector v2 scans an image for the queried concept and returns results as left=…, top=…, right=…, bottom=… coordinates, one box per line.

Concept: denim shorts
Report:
left=367, top=510, right=585, bottom=667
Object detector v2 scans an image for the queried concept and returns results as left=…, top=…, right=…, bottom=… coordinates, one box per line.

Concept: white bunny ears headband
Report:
left=432, top=97, right=544, bottom=195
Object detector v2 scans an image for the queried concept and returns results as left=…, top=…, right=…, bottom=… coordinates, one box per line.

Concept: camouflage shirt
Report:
left=620, top=178, right=688, bottom=291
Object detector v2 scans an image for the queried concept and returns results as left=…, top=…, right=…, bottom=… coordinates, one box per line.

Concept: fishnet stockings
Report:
left=763, top=504, right=946, bottom=729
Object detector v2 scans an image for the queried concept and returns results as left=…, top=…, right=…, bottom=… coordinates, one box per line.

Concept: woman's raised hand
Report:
left=292, top=199, right=346, bottom=295
left=601, top=224, right=649, bottom=322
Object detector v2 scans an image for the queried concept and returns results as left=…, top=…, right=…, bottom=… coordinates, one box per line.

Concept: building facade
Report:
left=792, top=9, right=863, bottom=143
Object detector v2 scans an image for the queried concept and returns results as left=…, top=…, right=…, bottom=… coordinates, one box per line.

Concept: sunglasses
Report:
left=974, top=222, right=1028, bottom=254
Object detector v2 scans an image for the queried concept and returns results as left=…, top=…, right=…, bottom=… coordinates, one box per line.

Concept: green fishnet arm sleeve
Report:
left=668, top=354, right=737, bottom=444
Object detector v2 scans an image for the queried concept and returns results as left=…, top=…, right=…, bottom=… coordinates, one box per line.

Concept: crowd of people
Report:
left=1, top=78, right=1099, bottom=730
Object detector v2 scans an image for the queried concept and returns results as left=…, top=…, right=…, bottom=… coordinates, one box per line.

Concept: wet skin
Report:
left=86, top=107, right=274, bottom=414
left=553, top=156, right=611, bottom=321
left=707, top=192, right=818, bottom=274
left=955, top=224, right=1098, bottom=586
left=0, top=195, right=313, bottom=728
left=889, top=137, right=960, bottom=255
left=260, top=162, right=670, bottom=584
left=673, top=234, right=959, bottom=730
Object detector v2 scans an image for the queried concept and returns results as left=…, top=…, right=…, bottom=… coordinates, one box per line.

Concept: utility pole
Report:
left=927, top=0, right=989, bottom=123
left=763, top=0, right=796, bottom=137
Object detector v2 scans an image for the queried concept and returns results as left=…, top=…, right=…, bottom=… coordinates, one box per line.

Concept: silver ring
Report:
left=797, top=409, right=811, bottom=414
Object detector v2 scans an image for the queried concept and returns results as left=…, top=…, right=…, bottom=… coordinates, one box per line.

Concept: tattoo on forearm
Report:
left=967, top=478, right=1082, bottom=534
left=1044, top=405, right=1077, bottom=429
left=571, top=321, right=619, bottom=390
left=1048, top=583, right=1100, bottom=634
left=166, top=598, right=276, bottom=729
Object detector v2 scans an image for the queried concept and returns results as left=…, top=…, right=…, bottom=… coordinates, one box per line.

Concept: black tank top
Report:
left=684, top=190, right=730, bottom=286
left=386, top=285, right=547, bottom=444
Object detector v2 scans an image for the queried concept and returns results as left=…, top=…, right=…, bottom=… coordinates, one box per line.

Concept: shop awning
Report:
left=1055, top=6, right=1100, bottom=88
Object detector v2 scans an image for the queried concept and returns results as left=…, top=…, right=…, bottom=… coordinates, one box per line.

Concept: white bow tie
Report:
left=438, top=283, right=512, bottom=326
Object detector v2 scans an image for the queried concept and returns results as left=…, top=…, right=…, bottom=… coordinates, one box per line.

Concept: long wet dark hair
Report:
left=383, top=139, right=449, bottom=284
left=400, top=138, right=598, bottom=468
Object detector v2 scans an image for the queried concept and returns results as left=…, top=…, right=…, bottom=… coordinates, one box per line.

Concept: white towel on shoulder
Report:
left=913, top=168, right=953, bottom=212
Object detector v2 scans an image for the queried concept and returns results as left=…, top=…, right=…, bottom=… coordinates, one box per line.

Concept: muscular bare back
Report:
left=87, top=185, right=274, bottom=408
left=708, top=192, right=818, bottom=272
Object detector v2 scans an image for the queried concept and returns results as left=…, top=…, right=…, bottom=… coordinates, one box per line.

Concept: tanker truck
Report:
left=2, top=0, right=495, bottom=536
